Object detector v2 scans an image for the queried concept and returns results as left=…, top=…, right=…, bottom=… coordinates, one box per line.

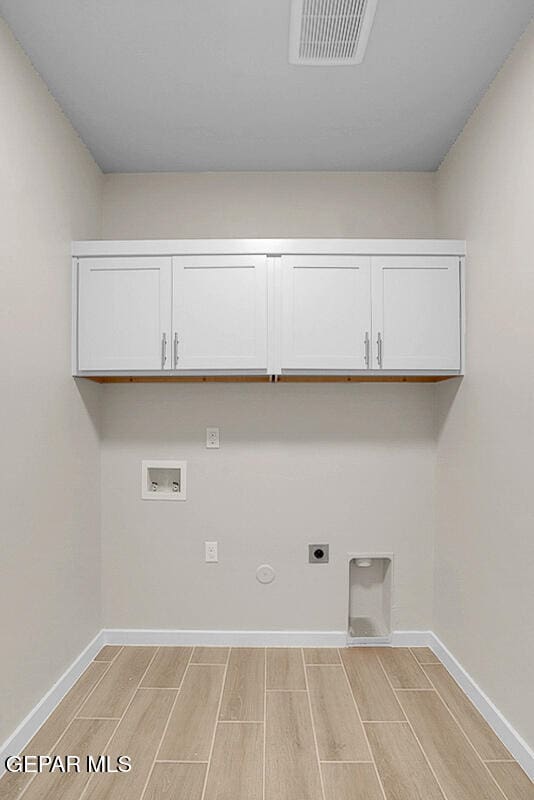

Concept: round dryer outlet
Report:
left=256, top=564, right=275, bottom=584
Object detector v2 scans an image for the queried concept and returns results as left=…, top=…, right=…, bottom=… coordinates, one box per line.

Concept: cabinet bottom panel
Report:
left=78, top=374, right=459, bottom=384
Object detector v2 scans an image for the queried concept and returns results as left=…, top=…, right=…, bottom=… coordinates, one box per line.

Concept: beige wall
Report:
left=101, top=383, right=436, bottom=632
left=0, top=20, right=103, bottom=743
left=436, top=22, right=534, bottom=748
left=100, top=170, right=439, bottom=635
left=102, top=171, right=436, bottom=239
left=54, top=163, right=439, bottom=640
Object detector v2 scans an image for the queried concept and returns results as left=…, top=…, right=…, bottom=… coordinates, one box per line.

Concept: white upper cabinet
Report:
left=171, top=255, right=268, bottom=370
left=78, top=257, right=172, bottom=371
left=371, top=256, right=461, bottom=370
left=74, top=242, right=464, bottom=376
left=280, top=256, right=372, bottom=370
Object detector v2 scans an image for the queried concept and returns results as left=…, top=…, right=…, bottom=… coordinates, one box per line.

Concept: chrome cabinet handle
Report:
left=173, top=332, right=179, bottom=368
left=364, top=332, right=370, bottom=367
left=161, top=332, right=167, bottom=368
left=377, top=332, right=383, bottom=368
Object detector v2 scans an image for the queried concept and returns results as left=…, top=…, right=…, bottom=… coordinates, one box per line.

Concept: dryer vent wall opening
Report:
left=348, top=555, right=392, bottom=642
left=289, top=0, right=379, bottom=66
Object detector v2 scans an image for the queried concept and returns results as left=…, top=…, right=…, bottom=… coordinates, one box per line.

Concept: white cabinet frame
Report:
left=73, top=239, right=466, bottom=258
left=72, top=239, right=466, bottom=378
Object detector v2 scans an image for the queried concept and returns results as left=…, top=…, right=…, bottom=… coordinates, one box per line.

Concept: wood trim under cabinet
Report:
left=80, top=375, right=456, bottom=384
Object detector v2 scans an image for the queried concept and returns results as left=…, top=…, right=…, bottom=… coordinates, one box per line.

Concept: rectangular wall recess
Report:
left=348, top=555, right=392, bottom=643
left=141, top=460, right=187, bottom=500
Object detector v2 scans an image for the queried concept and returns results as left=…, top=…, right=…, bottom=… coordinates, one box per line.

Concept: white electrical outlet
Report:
left=205, top=541, right=218, bottom=562
left=206, top=427, right=220, bottom=448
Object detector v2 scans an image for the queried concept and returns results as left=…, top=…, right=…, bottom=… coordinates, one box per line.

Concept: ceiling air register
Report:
left=289, top=0, right=378, bottom=65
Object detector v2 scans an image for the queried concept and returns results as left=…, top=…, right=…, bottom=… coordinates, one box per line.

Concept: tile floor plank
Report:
left=83, top=687, right=176, bottom=800
left=265, top=691, right=323, bottom=800
left=204, top=722, right=263, bottom=800
left=376, top=648, right=432, bottom=689
left=79, top=646, right=156, bottom=718
left=191, top=647, right=229, bottom=664
left=411, top=647, right=440, bottom=664
left=303, top=648, right=341, bottom=665
left=159, top=664, right=225, bottom=760
left=0, top=661, right=110, bottom=800
left=365, top=721, right=445, bottom=800
left=307, top=666, right=371, bottom=761
left=4, top=645, right=521, bottom=800
left=487, top=762, right=534, bottom=800
left=143, top=763, right=206, bottom=800
left=340, top=649, right=405, bottom=721
left=423, top=664, right=511, bottom=760
left=266, top=648, right=306, bottom=690
left=21, top=718, right=117, bottom=800
left=321, top=763, right=384, bottom=800
left=94, top=646, right=122, bottom=662
left=398, top=690, right=504, bottom=800
left=219, top=648, right=265, bottom=720
left=35, top=661, right=110, bottom=748
left=140, top=647, right=192, bottom=688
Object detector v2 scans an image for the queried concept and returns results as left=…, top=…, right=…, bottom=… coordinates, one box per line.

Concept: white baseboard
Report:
left=345, top=630, right=432, bottom=647
left=2, top=628, right=532, bottom=782
left=391, top=630, right=433, bottom=647
left=102, top=628, right=434, bottom=648
left=0, top=630, right=105, bottom=778
left=429, top=632, right=534, bottom=780
left=103, top=628, right=348, bottom=647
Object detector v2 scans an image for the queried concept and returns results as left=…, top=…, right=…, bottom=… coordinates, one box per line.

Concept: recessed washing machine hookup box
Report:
left=141, top=460, right=187, bottom=501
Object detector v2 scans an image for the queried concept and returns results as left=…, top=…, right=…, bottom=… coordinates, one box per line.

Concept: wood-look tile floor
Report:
left=1, top=646, right=532, bottom=800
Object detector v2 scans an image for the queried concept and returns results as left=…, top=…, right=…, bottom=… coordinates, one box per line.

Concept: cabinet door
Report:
left=281, top=256, right=371, bottom=370
left=78, top=257, right=172, bottom=371
left=371, top=256, right=461, bottom=370
left=172, top=255, right=268, bottom=370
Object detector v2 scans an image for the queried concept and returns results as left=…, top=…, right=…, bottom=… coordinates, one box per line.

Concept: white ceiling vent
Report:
left=289, top=0, right=378, bottom=66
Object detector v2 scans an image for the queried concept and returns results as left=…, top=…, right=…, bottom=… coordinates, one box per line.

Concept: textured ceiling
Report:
left=1, top=0, right=533, bottom=172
